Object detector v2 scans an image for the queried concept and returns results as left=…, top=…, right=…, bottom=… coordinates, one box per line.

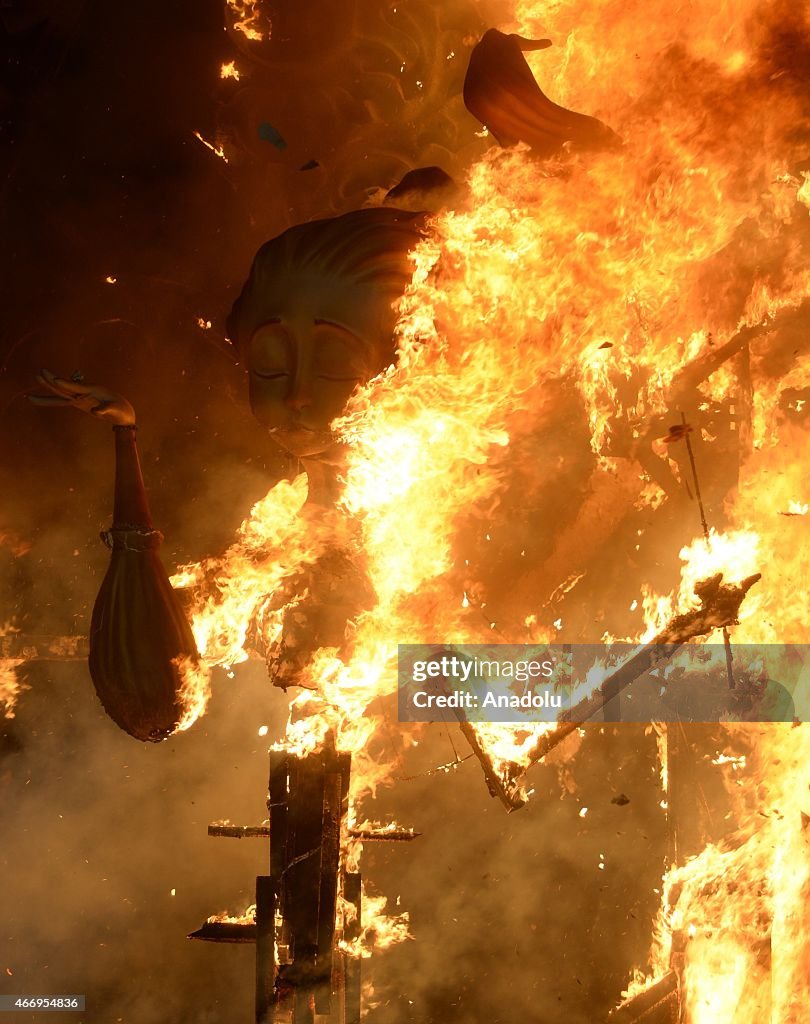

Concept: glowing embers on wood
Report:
left=610, top=968, right=679, bottom=1023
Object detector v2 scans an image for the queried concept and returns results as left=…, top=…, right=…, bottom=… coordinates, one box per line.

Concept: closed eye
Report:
left=317, top=374, right=362, bottom=382
left=254, top=370, right=289, bottom=380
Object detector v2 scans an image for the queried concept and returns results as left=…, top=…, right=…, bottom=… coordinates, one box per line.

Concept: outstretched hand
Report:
left=28, top=369, right=136, bottom=426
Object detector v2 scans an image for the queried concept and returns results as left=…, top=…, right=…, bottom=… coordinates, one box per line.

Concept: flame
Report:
left=225, top=0, right=268, bottom=42
left=172, top=475, right=320, bottom=667
left=219, top=61, right=240, bottom=81
left=170, top=475, right=340, bottom=728
left=0, top=659, right=23, bottom=720
left=166, top=0, right=810, bottom=998
left=0, top=622, right=25, bottom=720
left=173, top=656, right=212, bottom=733
left=641, top=528, right=761, bottom=640
left=640, top=725, right=810, bottom=1023
left=338, top=888, right=410, bottom=959
left=192, top=131, right=229, bottom=163
left=208, top=904, right=256, bottom=925
left=179, top=0, right=810, bottom=788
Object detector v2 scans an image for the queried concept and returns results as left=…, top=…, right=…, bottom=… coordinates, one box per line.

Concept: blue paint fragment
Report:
left=258, top=122, right=287, bottom=150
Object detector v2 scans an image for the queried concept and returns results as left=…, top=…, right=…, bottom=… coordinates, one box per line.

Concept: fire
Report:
left=0, top=622, right=25, bottom=720
left=192, top=131, right=228, bottom=163
left=641, top=528, right=761, bottom=640
left=208, top=904, right=256, bottom=926
left=225, top=0, right=268, bottom=42
left=176, top=0, right=810, bottom=785
left=172, top=475, right=319, bottom=669
left=638, top=724, right=810, bottom=1023
left=219, top=61, right=240, bottom=81
left=0, top=659, right=23, bottom=720
left=163, top=0, right=810, bottom=1002
left=338, top=888, right=410, bottom=960
left=173, top=656, right=212, bottom=733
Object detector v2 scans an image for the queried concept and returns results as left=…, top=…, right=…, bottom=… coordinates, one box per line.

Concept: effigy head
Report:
left=227, top=207, right=425, bottom=457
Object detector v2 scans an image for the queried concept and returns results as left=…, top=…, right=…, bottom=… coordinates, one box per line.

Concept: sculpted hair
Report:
left=227, top=207, right=426, bottom=352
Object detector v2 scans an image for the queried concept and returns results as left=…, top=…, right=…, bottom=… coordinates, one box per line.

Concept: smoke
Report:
left=2, top=0, right=806, bottom=1021
left=358, top=724, right=668, bottom=1023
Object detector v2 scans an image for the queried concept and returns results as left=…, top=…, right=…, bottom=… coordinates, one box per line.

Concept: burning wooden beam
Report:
left=188, top=920, right=257, bottom=943
left=457, top=716, right=527, bottom=812
left=200, top=748, right=373, bottom=1022
left=0, top=634, right=88, bottom=661
left=208, top=822, right=420, bottom=842
left=254, top=876, right=275, bottom=1023
left=608, top=970, right=679, bottom=1022
left=343, top=872, right=362, bottom=1024
left=348, top=828, right=421, bottom=843
left=267, top=747, right=354, bottom=1021
left=208, top=824, right=271, bottom=838
left=498, top=571, right=761, bottom=802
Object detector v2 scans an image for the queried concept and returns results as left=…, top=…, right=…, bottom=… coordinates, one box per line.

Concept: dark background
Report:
left=0, top=3, right=671, bottom=1021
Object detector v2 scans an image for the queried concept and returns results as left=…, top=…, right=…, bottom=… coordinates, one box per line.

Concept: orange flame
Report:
left=225, top=0, right=268, bottom=42
left=170, top=0, right=810, bottom=995
left=0, top=622, right=25, bottom=720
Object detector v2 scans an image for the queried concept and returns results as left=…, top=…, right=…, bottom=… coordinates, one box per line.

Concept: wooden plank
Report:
left=343, top=872, right=362, bottom=1024
left=313, top=772, right=342, bottom=1016
left=268, top=751, right=289, bottom=881
left=187, top=921, right=256, bottom=943
left=209, top=824, right=271, bottom=839
left=348, top=828, right=420, bottom=842
left=255, top=876, right=276, bottom=1024
left=287, top=755, right=326, bottom=1024
left=609, top=970, right=679, bottom=1022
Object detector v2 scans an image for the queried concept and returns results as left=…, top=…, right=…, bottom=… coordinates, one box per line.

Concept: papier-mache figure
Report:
left=463, top=29, right=619, bottom=157
left=29, top=26, right=617, bottom=742
left=30, top=207, right=425, bottom=741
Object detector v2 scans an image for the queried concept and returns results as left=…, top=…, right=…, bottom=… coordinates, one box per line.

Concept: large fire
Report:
left=134, top=0, right=810, bottom=1009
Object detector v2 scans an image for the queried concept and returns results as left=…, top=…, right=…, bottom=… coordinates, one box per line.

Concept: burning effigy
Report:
left=4, top=0, right=810, bottom=1021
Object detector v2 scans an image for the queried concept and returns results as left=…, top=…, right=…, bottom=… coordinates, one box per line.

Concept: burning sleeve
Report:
left=88, top=424, right=199, bottom=742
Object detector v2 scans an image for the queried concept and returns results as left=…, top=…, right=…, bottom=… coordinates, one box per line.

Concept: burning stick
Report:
left=207, top=823, right=420, bottom=841
left=608, top=969, right=679, bottom=1022
left=664, top=317, right=775, bottom=405
left=502, top=571, right=761, bottom=800
left=208, top=824, right=271, bottom=839
left=0, top=635, right=88, bottom=660
left=347, top=828, right=421, bottom=843
left=425, top=647, right=531, bottom=811
left=457, top=716, right=528, bottom=812
left=188, top=920, right=257, bottom=943
left=663, top=414, right=736, bottom=689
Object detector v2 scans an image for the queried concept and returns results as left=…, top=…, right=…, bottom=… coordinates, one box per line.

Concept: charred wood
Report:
left=188, top=920, right=257, bottom=943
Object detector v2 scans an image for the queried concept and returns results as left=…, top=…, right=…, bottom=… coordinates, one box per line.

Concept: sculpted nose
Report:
left=285, top=384, right=311, bottom=411
left=285, top=370, right=312, bottom=412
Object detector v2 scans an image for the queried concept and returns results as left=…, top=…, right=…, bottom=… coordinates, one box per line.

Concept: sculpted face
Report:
left=246, top=274, right=393, bottom=458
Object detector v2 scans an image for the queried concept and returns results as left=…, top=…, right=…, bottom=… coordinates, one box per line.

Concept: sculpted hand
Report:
left=27, top=369, right=136, bottom=426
